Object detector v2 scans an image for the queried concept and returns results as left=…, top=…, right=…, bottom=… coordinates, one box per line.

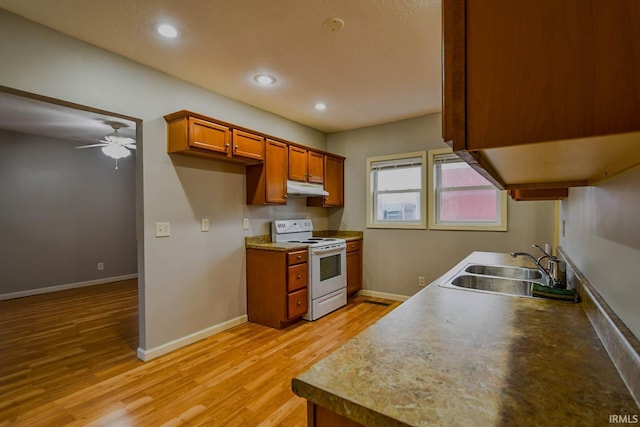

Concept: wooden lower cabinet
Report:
left=307, top=402, right=364, bottom=427
left=246, top=248, right=308, bottom=329
left=346, top=239, right=363, bottom=296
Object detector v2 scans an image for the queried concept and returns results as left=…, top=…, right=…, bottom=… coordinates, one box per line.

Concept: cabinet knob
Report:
left=297, top=301, right=302, bottom=306
left=297, top=255, right=302, bottom=259
left=284, top=195, right=288, bottom=198
left=225, top=143, right=230, bottom=151
left=234, top=145, right=239, bottom=151
left=297, top=274, right=301, bottom=279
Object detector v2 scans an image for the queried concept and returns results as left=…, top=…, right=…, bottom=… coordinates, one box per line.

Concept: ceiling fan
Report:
left=75, top=122, right=136, bottom=169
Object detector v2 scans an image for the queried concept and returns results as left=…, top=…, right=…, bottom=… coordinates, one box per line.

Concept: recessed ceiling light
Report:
left=315, top=102, right=327, bottom=111
left=254, top=74, right=276, bottom=86
left=157, top=23, right=179, bottom=39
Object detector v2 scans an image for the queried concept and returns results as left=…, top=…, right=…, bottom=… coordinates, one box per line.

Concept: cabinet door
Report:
left=323, top=155, right=344, bottom=207
left=188, top=117, right=230, bottom=154
left=307, top=151, right=324, bottom=184
left=287, top=288, right=308, bottom=319
left=346, top=245, right=362, bottom=296
left=232, top=129, right=264, bottom=161
left=265, top=139, right=288, bottom=204
left=288, top=146, right=308, bottom=181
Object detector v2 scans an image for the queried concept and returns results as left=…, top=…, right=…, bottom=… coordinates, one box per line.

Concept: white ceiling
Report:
left=0, top=91, right=136, bottom=142
left=0, top=0, right=442, bottom=133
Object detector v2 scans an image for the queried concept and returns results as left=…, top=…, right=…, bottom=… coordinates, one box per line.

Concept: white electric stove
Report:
left=271, top=219, right=347, bottom=320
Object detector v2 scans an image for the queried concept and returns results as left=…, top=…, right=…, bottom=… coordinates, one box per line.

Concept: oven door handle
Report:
left=311, top=245, right=346, bottom=255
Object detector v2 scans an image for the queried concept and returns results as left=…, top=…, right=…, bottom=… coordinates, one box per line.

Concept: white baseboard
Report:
left=137, top=314, right=248, bottom=361
left=0, top=274, right=138, bottom=301
left=359, top=289, right=410, bottom=302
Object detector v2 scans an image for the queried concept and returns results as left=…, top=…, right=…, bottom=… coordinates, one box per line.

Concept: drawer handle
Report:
left=297, top=301, right=302, bottom=306
left=297, top=255, right=302, bottom=259
left=297, top=274, right=302, bottom=279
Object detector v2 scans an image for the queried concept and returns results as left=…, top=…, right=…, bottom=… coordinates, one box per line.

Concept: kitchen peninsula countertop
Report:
left=291, top=251, right=638, bottom=426
left=245, top=230, right=362, bottom=251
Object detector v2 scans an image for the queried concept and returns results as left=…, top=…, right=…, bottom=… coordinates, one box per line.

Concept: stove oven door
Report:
left=309, top=244, right=347, bottom=299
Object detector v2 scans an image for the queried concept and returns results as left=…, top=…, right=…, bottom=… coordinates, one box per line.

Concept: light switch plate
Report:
left=201, top=218, right=209, bottom=232
left=155, top=222, right=171, bottom=237
left=242, top=218, right=250, bottom=230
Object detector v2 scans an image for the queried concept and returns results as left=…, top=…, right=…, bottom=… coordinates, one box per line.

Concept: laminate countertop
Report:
left=291, top=251, right=639, bottom=426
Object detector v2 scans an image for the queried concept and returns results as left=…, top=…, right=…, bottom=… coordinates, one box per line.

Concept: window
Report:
left=366, top=152, right=426, bottom=229
left=428, top=148, right=507, bottom=231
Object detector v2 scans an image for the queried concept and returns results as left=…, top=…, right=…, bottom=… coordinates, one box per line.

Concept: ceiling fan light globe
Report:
left=102, top=145, right=131, bottom=159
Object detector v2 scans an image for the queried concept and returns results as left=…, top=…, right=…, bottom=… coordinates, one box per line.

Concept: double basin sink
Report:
left=440, top=264, right=545, bottom=298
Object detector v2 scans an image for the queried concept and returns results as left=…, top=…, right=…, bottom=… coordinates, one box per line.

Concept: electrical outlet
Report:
left=155, top=222, right=171, bottom=237
left=97, top=262, right=104, bottom=271
left=418, top=276, right=426, bottom=287
left=242, top=218, right=250, bottom=230
left=201, top=218, right=209, bottom=232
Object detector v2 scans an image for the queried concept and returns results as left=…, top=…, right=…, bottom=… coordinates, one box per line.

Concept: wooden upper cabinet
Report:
left=188, top=117, right=230, bottom=154
left=165, top=111, right=264, bottom=164
left=288, top=146, right=308, bottom=181
left=307, top=151, right=324, bottom=184
left=232, top=129, right=264, bottom=162
left=264, top=140, right=288, bottom=204
left=443, top=0, right=640, bottom=190
left=309, top=155, right=344, bottom=207
left=324, top=155, right=344, bottom=207
left=247, top=139, right=288, bottom=205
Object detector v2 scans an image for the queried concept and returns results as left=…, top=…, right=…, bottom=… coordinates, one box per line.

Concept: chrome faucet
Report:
left=510, top=244, right=566, bottom=288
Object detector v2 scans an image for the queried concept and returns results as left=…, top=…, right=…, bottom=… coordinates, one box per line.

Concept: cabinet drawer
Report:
left=287, top=250, right=308, bottom=265
left=346, top=240, right=361, bottom=252
left=287, top=288, right=308, bottom=319
left=288, top=264, right=308, bottom=292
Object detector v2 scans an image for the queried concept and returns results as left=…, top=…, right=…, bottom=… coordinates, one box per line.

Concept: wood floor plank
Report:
left=0, top=280, right=400, bottom=426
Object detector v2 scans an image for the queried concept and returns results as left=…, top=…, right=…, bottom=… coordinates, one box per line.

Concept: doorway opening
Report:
left=0, top=85, right=143, bottom=361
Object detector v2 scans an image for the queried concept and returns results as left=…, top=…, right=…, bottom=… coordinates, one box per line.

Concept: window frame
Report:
left=428, top=148, right=508, bottom=231
left=366, top=151, right=427, bottom=230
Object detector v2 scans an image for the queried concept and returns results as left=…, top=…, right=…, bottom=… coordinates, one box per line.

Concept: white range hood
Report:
left=286, top=180, right=329, bottom=197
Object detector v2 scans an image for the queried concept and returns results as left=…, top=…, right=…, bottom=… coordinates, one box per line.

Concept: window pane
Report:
left=440, top=163, right=492, bottom=188
left=376, top=192, right=421, bottom=221
left=439, top=188, right=497, bottom=222
left=377, top=166, right=421, bottom=191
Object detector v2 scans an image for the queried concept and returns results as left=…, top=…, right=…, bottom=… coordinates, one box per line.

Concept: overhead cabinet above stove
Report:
left=164, top=110, right=345, bottom=207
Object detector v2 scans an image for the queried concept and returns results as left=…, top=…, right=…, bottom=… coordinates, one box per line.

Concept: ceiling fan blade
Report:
left=74, top=136, right=111, bottom=144
left=75, top=143, right=109, bottom=149
left=124, top=144, right=136, bottom=149
left=105, top=135, right=136, bottom=144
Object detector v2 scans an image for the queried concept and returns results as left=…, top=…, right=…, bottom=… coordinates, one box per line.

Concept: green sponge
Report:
left=531, top=283, right=579, bottom=302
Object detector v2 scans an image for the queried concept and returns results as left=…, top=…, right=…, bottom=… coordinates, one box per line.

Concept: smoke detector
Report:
left=323, top=18, right=345, bottom=32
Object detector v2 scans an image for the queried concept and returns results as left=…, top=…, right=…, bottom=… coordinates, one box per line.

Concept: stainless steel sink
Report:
left=439, top=262, right=547, bottom=298
left=450, top=275, right=533, bottom=297
left=464, top=264, right=543, bottom=281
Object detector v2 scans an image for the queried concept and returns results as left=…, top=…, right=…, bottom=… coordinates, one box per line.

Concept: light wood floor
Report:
left=0, top=280, right=400, bottom=426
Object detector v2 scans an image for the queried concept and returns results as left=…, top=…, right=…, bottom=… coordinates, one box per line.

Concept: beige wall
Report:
left=327, top=114, right=556, bottom=297
left=0, top=9, right=329, bottom=355
left=560, top=165, right=640, bottom=340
